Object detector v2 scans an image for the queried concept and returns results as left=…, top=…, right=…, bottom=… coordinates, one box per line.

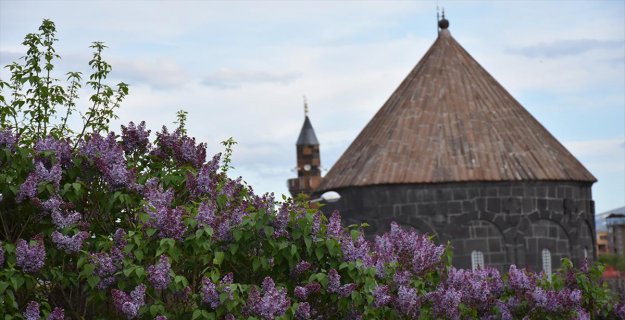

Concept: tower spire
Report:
left=303, top=95, right=309, bottom=117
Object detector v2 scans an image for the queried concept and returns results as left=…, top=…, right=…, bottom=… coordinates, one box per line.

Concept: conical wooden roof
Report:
left=318, top=28, right=596, bottom=191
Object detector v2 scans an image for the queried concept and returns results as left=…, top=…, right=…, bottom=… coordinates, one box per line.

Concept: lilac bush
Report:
left=0, top=19, right=622, bottom=320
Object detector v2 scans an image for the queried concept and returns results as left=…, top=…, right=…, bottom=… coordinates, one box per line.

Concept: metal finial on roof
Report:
left=303, top=95, right=309, bottom=117
left=438, top=8, right=449, bottom=30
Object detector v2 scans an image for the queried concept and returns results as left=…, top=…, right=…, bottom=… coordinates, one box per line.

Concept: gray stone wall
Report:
left=319, top=181, right=595, bottom=272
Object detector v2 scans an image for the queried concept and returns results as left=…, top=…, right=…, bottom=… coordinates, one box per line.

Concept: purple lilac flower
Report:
left=220, top=273, right=234, bottom=299
left=148, top=255, right=172, bottom=290
left=201, top=273, right=234, bottom=309
left=372, top=285, right=392, bottom=307
left=143, top=180, right=187, bottom=240
left=326, top=210, right=343, bottom=238
left=90, top=252, right=118, bottom=289
left=428, top=287, right=462, bottom=320
left=295, top=302, right=311, bottom=320
left=0, top=242, right=5, bottom=266
left=223, top=314, right=235, bottom=320
left=16, top=237, right=46, bottom=273
left=273, top=204, right=290, bottom=238
left=444, top=267, right=503, bottom=310
left=193, top=154, right=221, bottom=196
left=80, top=133, right=134, bottom=190
left=496, top=300, right=513, bottom=320
left=394, top=286, right=420, bottom=318
left=507, top=265, right=536, bottom=292
left=51, top=231, right=89, bottom=253
left=52, top=210, right=81, bottom=229
left=35, top=136, right=72, bottom=166
left=341, top=234, right=373, bottom=267
left=152, top=127, right=206, bottom=168
left=201, top=277, right=220, bottom=308
left=0, top=128, right=17, bottom=149
left=311, top=212, right=321, bottom=240
left=246, top=277, right=291, bottom=320
left=338, top=283, right=357, bottom=297
left=575, top=308, right=590, bottom=320
left=197, top=201, right=217, bottom=226
left=292, top=261, right=312, bottom=276
left=112, top=284, right=146, bottom=319
left=294, top=286, right=308, bottom=300
left=23, top=301, right=40, bottom=320
left=410, top=234, right=445, bottom=276
left=16, top=173, right=38, bottom=202
left=154, top=316, right=167, bottom=320
left=48, top=307, right=65, bottom=320
left=121, top=121, right=151, bottom=154
left=393, top=270, right=412, bottom=287
left=294, top=283, right=321, bottom=301
left=327, top=269, right=341, bottom=293
left=614, top=303, right=625, bottom=320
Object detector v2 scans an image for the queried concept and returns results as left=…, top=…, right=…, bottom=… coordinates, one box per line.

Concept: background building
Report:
left=304, top=17, right=596, bottom=273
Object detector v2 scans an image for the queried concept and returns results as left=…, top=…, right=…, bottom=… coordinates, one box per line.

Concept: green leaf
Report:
left=315, top=247, right=325, bottom=260
left=213, top=251, right=225, bottom=266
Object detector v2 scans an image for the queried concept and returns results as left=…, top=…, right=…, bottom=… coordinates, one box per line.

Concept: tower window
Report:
left=542, top=248, right=552, bottom=279
left=583, top=248, right=588, bottom=259
left=471, top=250, right=484, bottom=270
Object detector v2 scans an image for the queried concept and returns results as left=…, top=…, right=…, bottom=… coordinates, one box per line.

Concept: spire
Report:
left=296, top=98, right=319, bottom=146
left=438, top=8, right=449, bottom=30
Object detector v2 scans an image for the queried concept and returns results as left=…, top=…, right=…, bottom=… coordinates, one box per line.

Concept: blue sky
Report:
left=1, top=1, right=623, bottom=216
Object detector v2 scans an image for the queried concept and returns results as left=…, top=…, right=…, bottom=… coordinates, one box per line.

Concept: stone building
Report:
left=296, top=17, right=597, bottom=273
left=288, top=100, right=322, bottom=196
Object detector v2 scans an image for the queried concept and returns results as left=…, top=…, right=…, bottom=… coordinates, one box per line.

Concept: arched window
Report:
left=583, top=248, right=589, bottom=259
left=471, top=250, right=484, bottom=270
left=542, top=248, right=552, bottom=279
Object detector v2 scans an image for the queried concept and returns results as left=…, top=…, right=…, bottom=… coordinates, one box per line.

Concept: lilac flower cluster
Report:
left=148, top=255, right=172, bottom=290
left=188, top=153, right=221, bottom=197
left=327, top=269, right=357, bottom=297
left=90, top=252, right=119, bottom=289
left=507, top=264, right=536, bottom=292
left=51, top=230, right=89, bottom=253
left=529, top=287, right=582, bottom=313
left=428, top=286, right=462, bottom=320
left=373, top=222, right=445, bottom=280
left=48, top=307, right=65, bottom=320
left=112, top=284, right=146, bottom=319
left=394, top=285, right=420, bottom=318
left=80, top=133, right=134, bottom=190
left=372, top=285, right=392, bottom=307
left=294, top=282, right=320, bottom=300
left=341, top=233, right=373, bottom=267
left=292, top=260, right=312, bottom=277
left=121, top=121, right=151, bottom=154
left=23, top=301, right=40, bottom=320
left=246, top=277, right=291, bottom=320
left=17, top=161, right=62, bottom=202
left=0, top=128, right=17, bottom=149
left=311, top=212, right=321, bottom=240
left=295, top=302, right=311, bottom=320
left=35, top=136, right=72, bottom=166
left=152, top=126, right=206, bottom=168
left=48, top=204, right=76, bottom=226
left=143, top=179, right=187, bottom=240
left=273, top=203, right=290, bottom=238
left=16, top=236, right=46, bottom=273
left=441, top=267, right=504, bottom=311
left=326, top=210, right=343, bottom=238
left=201, top=273, right=234, bottom=309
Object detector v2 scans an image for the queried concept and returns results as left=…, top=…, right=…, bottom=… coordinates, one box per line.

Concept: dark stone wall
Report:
left=319, top=181, right=595, bottom=272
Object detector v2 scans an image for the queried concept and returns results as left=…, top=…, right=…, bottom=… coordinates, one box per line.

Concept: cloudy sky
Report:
left=1, top=1, right=623, bottom=215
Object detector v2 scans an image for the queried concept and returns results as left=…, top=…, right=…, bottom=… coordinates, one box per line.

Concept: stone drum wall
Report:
left=319, top=181, right=594, bottom=272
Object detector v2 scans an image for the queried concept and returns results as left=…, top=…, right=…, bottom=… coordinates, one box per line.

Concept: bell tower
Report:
left=288, top=98, right=321, bottom=196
